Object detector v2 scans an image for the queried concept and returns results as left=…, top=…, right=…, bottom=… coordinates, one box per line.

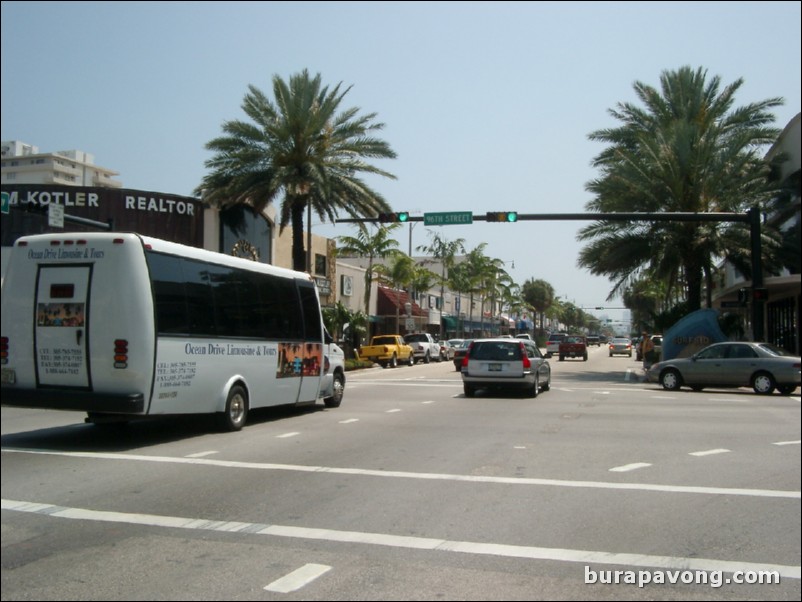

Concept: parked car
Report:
left=545, top=333, right=567, bottom=357
left=646, top=341, right=800, bottom=395
left=452, top=339, right=475, bottom=371
left=404, top=332, right=442, bottom=363
left=461, top=338, right=551, bottom=398
left=445, top=339, right=464, bottom=360
left=608, top=337, right=633, bottom=357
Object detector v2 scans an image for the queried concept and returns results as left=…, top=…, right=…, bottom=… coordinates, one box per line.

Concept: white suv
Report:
left=545, top=333, right=566, bottom=357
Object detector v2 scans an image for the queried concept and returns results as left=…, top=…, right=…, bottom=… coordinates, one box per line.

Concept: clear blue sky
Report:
left=2, top=1, right=800, bottom=325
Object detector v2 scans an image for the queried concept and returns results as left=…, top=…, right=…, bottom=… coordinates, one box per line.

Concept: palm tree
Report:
left=417, top=232, right=466, bottom=338
left=374, top=253, right=415, bottom=333
left=577, top=66, right=785, bottom=312
left=336, top=223, right=401, bottom=335
left=195, top=69, right=397, bottom=272
left=521, top=278, right=555, bottom=336
left=447, top=261, right=473, bottom=337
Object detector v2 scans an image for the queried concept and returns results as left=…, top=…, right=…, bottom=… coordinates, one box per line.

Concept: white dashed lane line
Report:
left=264, top=563, right=332, bottom=593
left=608, top=463, right=652, bottom=472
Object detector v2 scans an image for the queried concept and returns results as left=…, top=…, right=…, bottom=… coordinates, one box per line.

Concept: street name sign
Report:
left=424, top=211, right=473, bottom=226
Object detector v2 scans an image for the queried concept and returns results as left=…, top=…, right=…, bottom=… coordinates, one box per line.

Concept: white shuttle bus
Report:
left=0, top=232, right=335, bottom=431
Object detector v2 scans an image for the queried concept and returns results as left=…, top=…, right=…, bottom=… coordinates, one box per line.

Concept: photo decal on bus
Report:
left=36, top=303, right=85, bottom=327
left=277, top=342, right=322, bottom=378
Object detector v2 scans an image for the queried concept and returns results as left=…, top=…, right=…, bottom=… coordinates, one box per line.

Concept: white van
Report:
left=0, top=232, right=335, bottom=431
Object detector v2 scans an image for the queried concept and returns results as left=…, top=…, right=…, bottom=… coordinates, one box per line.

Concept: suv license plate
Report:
left=488, top=363, right=502, bottom=372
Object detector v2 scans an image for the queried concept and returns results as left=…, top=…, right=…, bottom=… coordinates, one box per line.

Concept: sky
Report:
left=2, top=1, right=800, bottom=326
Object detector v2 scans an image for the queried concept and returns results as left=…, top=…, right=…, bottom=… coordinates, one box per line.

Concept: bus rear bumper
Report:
left=0, top=387, right=145, bottom=414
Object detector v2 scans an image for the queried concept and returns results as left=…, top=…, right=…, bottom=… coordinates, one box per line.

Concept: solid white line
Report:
left=689, top=449, right=731, bottom=457
left=2, top=448, right=798, bottom=499
left=264, top=563, right=332, bottom=593
left=609, top=463, right=652, bottom=472
left=773, top=440, right=801, bottom=446
left=2, top=499, right=798, bottom=580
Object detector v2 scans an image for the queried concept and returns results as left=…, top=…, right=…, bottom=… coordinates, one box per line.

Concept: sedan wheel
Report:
left=660, top=369, right=682, bottom=391
left=751, top=372, right=775, bottom=395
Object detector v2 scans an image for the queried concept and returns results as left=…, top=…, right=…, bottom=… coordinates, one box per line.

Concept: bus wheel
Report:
left=324, top=372, right=344, bottom=408
left=219, top=385, right=248, bottom=432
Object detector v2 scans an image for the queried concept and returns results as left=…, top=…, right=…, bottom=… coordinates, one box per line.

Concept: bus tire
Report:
left=324, top=372, right=344, bottom=408
left=219, top=384, right=248, bottom=432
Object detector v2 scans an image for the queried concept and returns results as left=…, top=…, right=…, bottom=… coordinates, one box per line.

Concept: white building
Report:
left=1, top=140, right=122, bottom=188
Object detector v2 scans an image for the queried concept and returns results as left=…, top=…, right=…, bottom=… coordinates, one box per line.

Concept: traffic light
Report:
left=486, top=211, right=518, bottom=223
left=377, top=212, right=409, bottom=223
left=752, top=287, right=768, bottom=302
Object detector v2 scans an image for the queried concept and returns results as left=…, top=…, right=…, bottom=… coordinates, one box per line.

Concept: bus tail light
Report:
left=114, top=339, right=129, bottom=369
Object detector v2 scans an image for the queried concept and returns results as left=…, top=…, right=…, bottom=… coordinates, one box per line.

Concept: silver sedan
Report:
left=646, top=341, right=800, bottom=395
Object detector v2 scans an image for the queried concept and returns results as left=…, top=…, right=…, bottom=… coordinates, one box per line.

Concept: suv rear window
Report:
left=470, top=341, right=522, bottom=361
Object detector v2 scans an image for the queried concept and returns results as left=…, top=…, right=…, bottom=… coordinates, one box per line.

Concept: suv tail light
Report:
left=520, top=342, right=531, bottom=369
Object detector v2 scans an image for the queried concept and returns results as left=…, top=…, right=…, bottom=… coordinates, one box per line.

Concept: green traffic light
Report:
left=506, top=212, right=518, bottom=222
left=397, top=212, right=409, bottom=222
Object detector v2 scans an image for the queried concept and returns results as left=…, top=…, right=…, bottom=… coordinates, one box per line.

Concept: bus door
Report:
left=34, top=265, right=92, bottom=388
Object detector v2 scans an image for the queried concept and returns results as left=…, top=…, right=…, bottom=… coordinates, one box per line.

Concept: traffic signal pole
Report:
left=336, top=210, right=765, bottom=341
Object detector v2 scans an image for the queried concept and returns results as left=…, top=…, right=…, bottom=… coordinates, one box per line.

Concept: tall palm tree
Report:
left=195, top=69, right=397, bottom=272
left=417, top=232, right=466, bottom=338
left=460, top=243, right=490, bottom=336
left=447, top=261, right=473, bottom=337
left=374, top=253, right=415, bottom=333
left=521, top=278, right=555, bottom=335
left=336, top=223, right=401, bottom=335
left=577, top=66, right=785, bottom=311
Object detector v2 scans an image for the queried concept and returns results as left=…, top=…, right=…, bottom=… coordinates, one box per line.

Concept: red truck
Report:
left=559, top=335, right=588, bottom=361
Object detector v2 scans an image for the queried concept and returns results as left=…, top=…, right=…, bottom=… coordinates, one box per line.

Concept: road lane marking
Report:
left=339, top=418, right=359, bottom=424
left=2, top=498, right=798, bottom=580
left=609, top=463, right=652, bottom=472
left=689, top=449, right=731, bottom=457
left=773, top=440, right=801, bottom=446
left=264, top=563, right=332, bottom=593
left=5, top=448, right=796, bottom=498
left=185, top=451, right=218, bottom=458
left=386, top=409, right=402, bottom=413
left=277, top=432, right=300, bottom=438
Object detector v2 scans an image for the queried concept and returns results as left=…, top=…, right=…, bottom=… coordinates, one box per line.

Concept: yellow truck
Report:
left=359, top=335, right=415, bottom=368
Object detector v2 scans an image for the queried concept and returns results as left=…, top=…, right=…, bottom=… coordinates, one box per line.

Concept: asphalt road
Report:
left=2, top=345, right=800, bottom=600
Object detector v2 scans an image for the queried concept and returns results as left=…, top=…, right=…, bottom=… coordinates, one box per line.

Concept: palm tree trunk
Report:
left=291, top=202, right=306, bottom=272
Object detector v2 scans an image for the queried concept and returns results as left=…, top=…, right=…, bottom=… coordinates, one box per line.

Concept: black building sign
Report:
left=1, top=184, right=203, bottom=247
